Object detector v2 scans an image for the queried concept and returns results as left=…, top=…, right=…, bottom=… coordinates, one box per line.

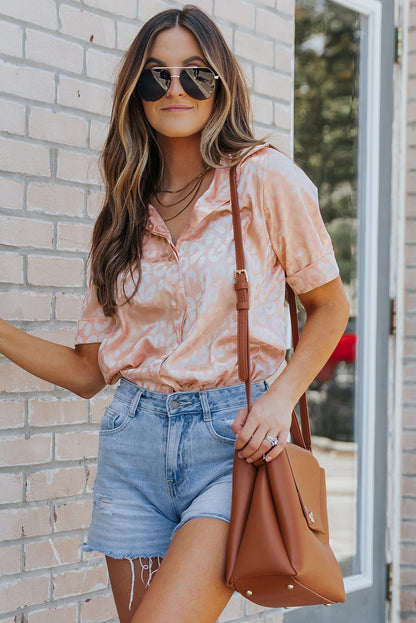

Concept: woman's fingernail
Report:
left=238, top=453, right=242, bottom=459
left=246, top=458, right=252, bottom=463
left=266, top=455, right=272, bottom=462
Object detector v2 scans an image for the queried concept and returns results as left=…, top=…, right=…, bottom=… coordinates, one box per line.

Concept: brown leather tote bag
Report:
left=225, top=166, right=346, bottom=608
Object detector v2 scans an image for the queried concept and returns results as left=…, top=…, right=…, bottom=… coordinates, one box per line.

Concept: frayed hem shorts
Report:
left=82, top=378, right=268, bottom=561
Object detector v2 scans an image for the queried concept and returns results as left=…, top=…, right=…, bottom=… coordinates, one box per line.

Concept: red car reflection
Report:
left=316, top=326, right=356, bottom=383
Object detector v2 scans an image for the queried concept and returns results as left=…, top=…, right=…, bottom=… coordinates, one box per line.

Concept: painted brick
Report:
left=57, top=222, right=92, bottom=252
left=405, top=243, right=416, bottom=265
left=403, top=362, right=416, bottom=380
left=0, top=251, right=23, bottom=283
left=276, top=0, right=295, bottom=16
left=0, top=176, right=24, bottom=210
left=0, top=400, right=25, bottom=429
left=402, top=589, right=416, bottom=610
left=30, top=327, right=76, bottom=349
left=90, top=393, right=114, bottom=424
left=116, top=19, right=140, bottom=51
left=0, top=434, right=52, bottom=467
left=0, top=60, right=55, bottom=103
left=404, top=338, right=416, bottom=357
left=0, top=361, right=53, bottom=393
left=405, top=293, right=416, bottom=313
left=0, top=0, right=57, bottom=28
left=29, top=396, right=88, bottom=426
left=403, top=385, right=416, bottom=402
left=0, top=19, right=23, bottom=57
left=402, top=521, right=416, bottom=540
left=55, top=292, right=84, bottom=321
left=275, top=43, right=292, bottom=75
left=25, top=29, right=84, bottom=74
left=254, top=66, right=292, bottom=102
left=86, top=463, right=98, bottom=492
left=85, top=0, right=136, bottom=18
left=256, top=8, right=294, bottom=45
left=274, top=101, right=291, bottom=130
left=0, top=505, right=51, bottom=540
left=27, top=182, right=85, bottom=217
left=0, top=545, right=20, bottom=575
left=58, top=75, right=113, bottom=117
left=80, top=592, right=118, bottom=622
left=0, top=136, right=50, bottom=176
left=0, top=574, right=50, bottom=612
left=252, top=96, right=274, bottom=125
left=403, top=432, right=416, bottom=450
left=53, top=498, right=92, bottom=532
left=59, top=4, right=116, bottom=48
left=87, top=190, right=105, bottom=218
left=235, top=31, right=274, bottom=67
left=29, top=107, right=88, bottom=148
left=0, top=473, right=23, bottom=503
left=26, top=466, right=84, bottom=501
left=0, top=290, right=52, bottom=321
left=25, top=535, right=80, bottom=570
left=0, top=98, right=26, bottom=135
left=403, top=453, right=416, bottom=474
left=138, top=1, right=171, bottom=23
left=90, top=118, right=108, bottom=151
left=27, top=255, right=84, bottom=288
left=0, top=215, right=54, bottom=248
left=214, top=0, right=255, bottom=29
left=86, top=47, right=122, bottom=83
left=57, top=148, right=102, bottom=185
left=53, top=562, right=107, bottom=598
left=27, top=604, right=78, bottom=623
left=55, top=430, right=98, bottom=461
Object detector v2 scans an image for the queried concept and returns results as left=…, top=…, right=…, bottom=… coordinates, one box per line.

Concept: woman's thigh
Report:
left=108, top=517, right=234, bottom=623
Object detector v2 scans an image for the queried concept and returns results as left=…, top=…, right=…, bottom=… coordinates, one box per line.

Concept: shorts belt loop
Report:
left=199, top=391, right=211, bottom=422
left=128, top=387, right=144, bottom=418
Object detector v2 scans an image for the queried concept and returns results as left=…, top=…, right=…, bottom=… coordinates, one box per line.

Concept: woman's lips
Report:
left=162, top=106, right=193, bottom=112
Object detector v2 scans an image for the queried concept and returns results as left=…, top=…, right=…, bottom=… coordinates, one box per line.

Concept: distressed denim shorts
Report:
left=83, top=378, right=268, bottom=561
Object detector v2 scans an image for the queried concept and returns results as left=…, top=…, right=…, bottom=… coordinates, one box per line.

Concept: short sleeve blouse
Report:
left=75, top=144, right=339, bottom=392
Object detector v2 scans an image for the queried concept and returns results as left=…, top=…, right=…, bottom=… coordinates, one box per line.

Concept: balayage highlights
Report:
left=90, top=4, right=264, bottom=317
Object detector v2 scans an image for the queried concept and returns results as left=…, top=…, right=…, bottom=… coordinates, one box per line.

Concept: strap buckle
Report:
left=234, top=269, right=248, bottom=281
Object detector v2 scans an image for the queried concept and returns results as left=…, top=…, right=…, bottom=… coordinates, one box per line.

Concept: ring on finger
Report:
left=265, top=434, right=278, bottom=447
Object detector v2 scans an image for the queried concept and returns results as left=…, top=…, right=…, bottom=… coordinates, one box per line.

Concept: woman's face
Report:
left=140, top=26, right=216, bottom=139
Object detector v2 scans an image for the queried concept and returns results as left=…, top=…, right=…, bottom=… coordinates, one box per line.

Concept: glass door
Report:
left=285, top=0, right=392, bottom=620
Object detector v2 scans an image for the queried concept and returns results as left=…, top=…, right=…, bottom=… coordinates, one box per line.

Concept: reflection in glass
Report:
left=294, top=0, right=361, bottom=576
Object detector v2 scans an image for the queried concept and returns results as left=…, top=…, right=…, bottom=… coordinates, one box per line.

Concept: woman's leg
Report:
left=110, top=517, right=233, bottom=623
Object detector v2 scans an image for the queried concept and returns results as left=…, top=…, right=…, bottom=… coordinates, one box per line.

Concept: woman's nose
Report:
left=167, top=74, right=184, bottom=96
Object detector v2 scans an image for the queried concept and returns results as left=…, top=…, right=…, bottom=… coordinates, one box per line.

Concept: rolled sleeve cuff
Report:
left=75, top=318, right=114, bottom=345
left=286, top=251, right=340, bottom=294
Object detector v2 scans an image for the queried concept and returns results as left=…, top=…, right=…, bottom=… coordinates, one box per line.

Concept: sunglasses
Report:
left=137, top=66, right=219, bottom=102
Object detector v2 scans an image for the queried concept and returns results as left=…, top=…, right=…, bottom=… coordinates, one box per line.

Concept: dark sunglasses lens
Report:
left=180, top=68, right=216, bottom=100
left=137, top=68, right=170, bottom=102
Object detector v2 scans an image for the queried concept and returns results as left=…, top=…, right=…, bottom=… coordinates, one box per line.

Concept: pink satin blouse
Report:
left=75, top=144, right=339, bottom=392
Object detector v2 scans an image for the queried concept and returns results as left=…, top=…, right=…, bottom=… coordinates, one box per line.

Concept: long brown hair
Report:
left=90, top=4, right=264, bottom=316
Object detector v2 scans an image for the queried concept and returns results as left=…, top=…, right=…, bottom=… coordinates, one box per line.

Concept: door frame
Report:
left=286, top=0, right=393, bottom=620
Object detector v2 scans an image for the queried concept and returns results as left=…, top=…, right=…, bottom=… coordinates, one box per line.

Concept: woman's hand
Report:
left=232, top=391, right=293, bottom=463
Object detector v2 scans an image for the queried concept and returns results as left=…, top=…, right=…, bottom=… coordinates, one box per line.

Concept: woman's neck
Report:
left=157, top=135, right=207, bottom=190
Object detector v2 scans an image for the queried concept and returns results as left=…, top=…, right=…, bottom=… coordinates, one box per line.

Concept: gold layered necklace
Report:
left=155, top=167, right=211, bottom=222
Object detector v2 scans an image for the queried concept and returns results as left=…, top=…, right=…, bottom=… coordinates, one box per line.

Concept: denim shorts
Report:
left=83, top=378, right=268, bottom=561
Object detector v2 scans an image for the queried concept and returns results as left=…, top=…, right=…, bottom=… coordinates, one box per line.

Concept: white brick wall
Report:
left=0, top=1, right=293, bottom=621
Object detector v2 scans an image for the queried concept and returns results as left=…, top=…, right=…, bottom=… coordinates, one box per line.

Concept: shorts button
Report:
left=170, top=399, right=180, bottom=409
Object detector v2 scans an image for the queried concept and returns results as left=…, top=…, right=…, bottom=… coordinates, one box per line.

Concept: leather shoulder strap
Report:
left=229, top=166, right=311, bottom=452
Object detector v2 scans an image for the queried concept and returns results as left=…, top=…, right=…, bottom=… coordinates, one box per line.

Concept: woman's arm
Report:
left=0, top=319, right=106, bottom=399
left=232, top=276, right=349, bottom=463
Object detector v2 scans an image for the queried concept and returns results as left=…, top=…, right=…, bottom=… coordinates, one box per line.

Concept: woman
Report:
left=0, top=5, right=349, bottom=623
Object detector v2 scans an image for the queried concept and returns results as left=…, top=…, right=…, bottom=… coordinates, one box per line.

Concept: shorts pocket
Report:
left=99, top=400, right=131, bottom=435
left=205, top=408, right=237, bottom=444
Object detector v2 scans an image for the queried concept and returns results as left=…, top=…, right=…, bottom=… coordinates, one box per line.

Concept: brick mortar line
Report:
left=0, top=171, right=105, bottom=191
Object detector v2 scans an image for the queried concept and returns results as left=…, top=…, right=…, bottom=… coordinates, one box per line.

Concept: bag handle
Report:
left=229, top=166, right=312, bottom=452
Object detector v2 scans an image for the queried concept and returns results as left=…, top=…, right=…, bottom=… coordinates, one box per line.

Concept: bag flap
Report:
left=285, top=444, right=328, bottom=534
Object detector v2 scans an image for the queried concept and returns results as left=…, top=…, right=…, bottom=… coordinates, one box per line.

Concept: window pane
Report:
left=295, top=0, right=362, bottom=577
